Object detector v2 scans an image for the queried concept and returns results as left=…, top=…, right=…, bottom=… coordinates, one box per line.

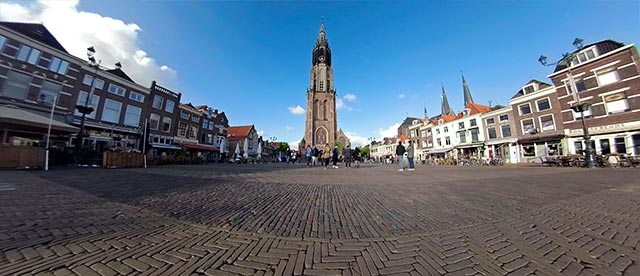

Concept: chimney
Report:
left=214, top=109, right=218, bottom=114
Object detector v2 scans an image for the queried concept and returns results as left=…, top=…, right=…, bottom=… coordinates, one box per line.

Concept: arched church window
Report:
left=323, top=100, right=327, bottom=120
left=314, top=99, right=319, bottom=119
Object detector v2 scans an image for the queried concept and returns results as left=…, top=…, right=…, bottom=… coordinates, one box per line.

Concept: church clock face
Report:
left=318, top=55, right=325, bottom=62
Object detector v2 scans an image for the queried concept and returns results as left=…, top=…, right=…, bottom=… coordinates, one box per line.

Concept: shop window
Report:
left=599, top=139, right=611, bottom=155
left=522, top=144, right=535, bottom=157
left=574, top=141, right=584, bottom=154
left=614, top=137, right=627, bottom=154
left=632, top=134, right=640, bottom=155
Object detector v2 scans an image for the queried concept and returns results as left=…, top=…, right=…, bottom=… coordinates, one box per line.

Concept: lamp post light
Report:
left=40, top=94, right=57, bottom=171
left=539, top=38, right=596, bottom=168
left=75, top=46, right=101, bottom=165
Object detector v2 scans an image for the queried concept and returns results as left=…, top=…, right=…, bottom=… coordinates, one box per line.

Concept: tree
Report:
left=277, top=142, right=290, bottom=153
left=360, top=145, right=370, bottom=157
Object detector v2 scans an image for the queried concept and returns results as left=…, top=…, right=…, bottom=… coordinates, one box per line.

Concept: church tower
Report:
left=304, top=21, right=338, bottom=147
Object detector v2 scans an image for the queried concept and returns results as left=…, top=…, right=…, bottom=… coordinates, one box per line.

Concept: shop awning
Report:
left=150, top=143, right=182, bottom=150
left=485, top=138, right=518, bottom=145
left=0, top=105, right=78, bottom=132
left=180, top=143, right=220, bottom=152
left=455, top=142, right=484, bottom=149
left=518, top=134, right=564, bottom=144
left=425, top=147, right=453, bottom=154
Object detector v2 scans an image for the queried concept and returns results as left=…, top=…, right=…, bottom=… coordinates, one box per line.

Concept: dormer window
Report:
left=462, top=108, right=471, bottom=117
left=438, top=119, right=444, bottom=125
left=569, top=47, right=598, bottom=67
left=523, top=83, right=537, bottom=94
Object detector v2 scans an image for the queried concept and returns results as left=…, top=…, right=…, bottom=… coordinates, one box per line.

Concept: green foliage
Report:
left=360, top=145, right=370, bottom=157
left=277, top=142, right=290, bottom=152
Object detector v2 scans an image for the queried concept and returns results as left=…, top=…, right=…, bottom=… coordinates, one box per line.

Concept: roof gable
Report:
left=106, top=68, right=135, bottom=83
left=511, top=79, right=553, bottom=99
left=0, top=22, right=67, bottom=53
left=227, top=125, right=254, bottom=140
left=553, top=39, right=625, bottom=73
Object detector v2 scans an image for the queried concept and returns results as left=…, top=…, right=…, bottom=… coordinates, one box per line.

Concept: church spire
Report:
left=441, top=84, right=454, bottom=116
left=317, top=18, right=327, bottom=44
left=462, top=73, right=475, bottom=105
left=423, top=104, right=429, bottom=119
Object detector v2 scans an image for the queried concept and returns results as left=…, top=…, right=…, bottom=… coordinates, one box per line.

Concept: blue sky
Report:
left=2, top=0, right=639, bottom=146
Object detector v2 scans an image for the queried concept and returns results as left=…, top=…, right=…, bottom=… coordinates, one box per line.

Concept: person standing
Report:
left=331, top=146, right=340, bottom=169
left=396, top=141, right=406, bottom=171
left=311, top=146, right=319, bottom=166
left=406, top=140, right=415, bottom=171
left=343, top=145, right=353, bottom=168
left=353, top=147, right=361, bottom=168
left=305, top=145, right=312, bottom=167
left=322, top=143, right=332, bottom=169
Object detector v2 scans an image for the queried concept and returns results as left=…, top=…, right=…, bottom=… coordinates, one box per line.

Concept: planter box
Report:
left=0, top=145, right=44, bottom=169
left=102, top=152, right=144, bottom=168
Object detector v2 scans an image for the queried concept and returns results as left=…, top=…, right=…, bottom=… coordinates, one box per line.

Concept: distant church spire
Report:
left=317, top=17, right=327, bottom=44
left=441, top=84, right=454, bottom=116
left=462, top=72, right=475, bottom=105
left=423, top=104, right=429, bottom=119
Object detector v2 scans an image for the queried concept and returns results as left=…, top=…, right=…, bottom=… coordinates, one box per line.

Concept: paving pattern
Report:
left=1, top=164, right=639, bottom=275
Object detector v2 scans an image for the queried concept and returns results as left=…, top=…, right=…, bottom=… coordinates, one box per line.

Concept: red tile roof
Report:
left=465, top=103, right=491, bottom=115
left=227, top=125, right=254, bottom=140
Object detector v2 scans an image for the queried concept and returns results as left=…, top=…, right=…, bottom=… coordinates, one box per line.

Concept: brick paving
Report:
left=1, top=164, right=639, bottom=275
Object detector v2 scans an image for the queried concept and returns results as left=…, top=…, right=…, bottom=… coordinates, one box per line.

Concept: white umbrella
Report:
left=234, top=143, right=240, bottom=159
left=243, top=140, right=249, bottom=159
left=257, top=142, right=263, bottom=159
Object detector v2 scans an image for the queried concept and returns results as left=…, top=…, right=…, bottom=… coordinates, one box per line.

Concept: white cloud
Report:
left=336, top=98, right=352, bottom=111
left=397, top=93, right=406, bottom=99
left=343, top=94, right=357, bottom=102
left=288, top=105, right=305, bottom=115
left=378, top=123, right=400, bottom=139
left=288, top=140, right=299, bottom=150
left=285, top=126, right=293, bottom=131
left=0, top=0, right=178, bottom=87
left=344, top=132, right=369, bottom=148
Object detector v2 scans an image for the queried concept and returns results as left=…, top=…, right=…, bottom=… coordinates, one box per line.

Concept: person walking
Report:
left=322, top=143, right=332, bottom=169
left=396, top=141, right=406, bottom=171
left=331, top=146, right=340, bottom=169
left=353, top=147, right=361, bottom=168
left=305, top=145, right=312, bottom=167
left=406, top=140, right=415, bottom=171
left=343, top=145, right=353, bottom=168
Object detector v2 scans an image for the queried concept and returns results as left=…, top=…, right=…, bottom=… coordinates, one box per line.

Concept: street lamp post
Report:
left=539, top=38, right=596, bottom=168
left=41, top=94, right=57, bottom=171
left=75, top=46, right=101, bottom=165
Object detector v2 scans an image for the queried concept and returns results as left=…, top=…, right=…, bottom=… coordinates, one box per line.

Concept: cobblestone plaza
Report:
left=1, top=165, right=640, bottom=275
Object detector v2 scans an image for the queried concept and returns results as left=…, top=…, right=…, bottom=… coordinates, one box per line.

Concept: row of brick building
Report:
left=0, top=22, right=267, bottom=165
left=372, top=39, right=640, bottom=164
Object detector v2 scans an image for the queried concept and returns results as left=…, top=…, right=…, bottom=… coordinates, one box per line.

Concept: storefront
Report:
left=455, top=142, right=484, bottom=159
left=485, top=138, right=519, bottom=164
left=566, top=122, right=640, bottom=156
left=517, top=134, right=564, bottom=163
left=425, top=147, right=453, bottom=159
